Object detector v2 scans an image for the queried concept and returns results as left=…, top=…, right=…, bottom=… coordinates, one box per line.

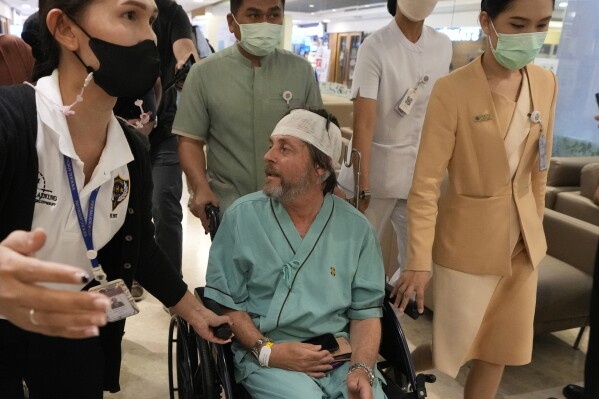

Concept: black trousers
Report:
left=0, top=321, right=104, bottom=399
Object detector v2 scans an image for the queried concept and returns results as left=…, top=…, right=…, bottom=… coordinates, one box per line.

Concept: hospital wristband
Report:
left=258, top=341, right=274, bottom=367
left=251, top=337, right=273, bottom=360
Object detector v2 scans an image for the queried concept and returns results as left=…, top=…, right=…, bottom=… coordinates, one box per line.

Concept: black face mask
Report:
left=70, top=18, right=160, bottom=98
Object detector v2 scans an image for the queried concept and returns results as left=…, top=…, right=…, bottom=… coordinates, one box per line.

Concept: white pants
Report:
left=364, top=198, right=407, bottom=282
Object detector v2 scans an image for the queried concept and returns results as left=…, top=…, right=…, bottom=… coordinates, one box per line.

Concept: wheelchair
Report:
left=168, top=202, right=436, bottom=398
left=168, top=285, right=436, bottom=399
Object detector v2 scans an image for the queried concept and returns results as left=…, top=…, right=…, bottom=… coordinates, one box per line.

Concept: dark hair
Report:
left=231, top=0, right=285, bottom=15
left=303, top=108, right=340, bottom=195
left=21, top=12, right=42, bottom=62
left=481, top=0, right=555, bottom=19
left=387, top=0, right=397, bottom=16
left=34, top=0, right=92, bottom=80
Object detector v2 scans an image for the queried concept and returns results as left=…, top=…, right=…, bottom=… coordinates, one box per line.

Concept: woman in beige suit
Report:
left=392, top=0, right=558, bottom=398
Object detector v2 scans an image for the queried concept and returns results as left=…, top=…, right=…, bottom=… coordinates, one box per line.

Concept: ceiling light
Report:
left=309, top=4, right=315, bottom=7
left=332, top=9, right=337, bottom=12
left=558, top=2, right=568, bottom=7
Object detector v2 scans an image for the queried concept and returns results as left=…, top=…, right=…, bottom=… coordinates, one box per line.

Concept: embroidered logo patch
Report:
left=35, top=172, right=58, bottom=207
left=112, top=176, right=130, bottom=211
left=329, top=266, right=336, bottom=277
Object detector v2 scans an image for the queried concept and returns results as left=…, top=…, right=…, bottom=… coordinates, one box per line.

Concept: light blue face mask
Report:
left=232, top=15, right=283, bottom=57
left=489, top=21, right=548, bottom=70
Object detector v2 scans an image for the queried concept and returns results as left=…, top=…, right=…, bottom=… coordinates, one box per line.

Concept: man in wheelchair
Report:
left=204, top=108, right=387, bottom=399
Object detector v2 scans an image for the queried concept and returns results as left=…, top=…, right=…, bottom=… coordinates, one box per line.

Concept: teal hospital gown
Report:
left=205, top=192, right=387, bottom=399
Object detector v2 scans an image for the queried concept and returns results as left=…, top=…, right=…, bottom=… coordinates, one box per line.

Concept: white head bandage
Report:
left=271, top=109, right=342, bottom=169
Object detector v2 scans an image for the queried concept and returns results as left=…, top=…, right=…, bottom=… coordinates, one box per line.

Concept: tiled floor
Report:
left=106, top=188, right=588, bottom=398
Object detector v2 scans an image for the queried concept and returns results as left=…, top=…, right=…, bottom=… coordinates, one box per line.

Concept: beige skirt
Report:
left=432, top=245, right=538, bottom=378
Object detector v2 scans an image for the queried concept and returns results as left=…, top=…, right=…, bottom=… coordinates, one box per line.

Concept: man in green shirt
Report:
left=173, top=0, right=322, bottom=231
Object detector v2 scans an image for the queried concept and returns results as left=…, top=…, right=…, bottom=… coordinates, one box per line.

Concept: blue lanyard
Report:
left=64, top=156, right=101, bottom=268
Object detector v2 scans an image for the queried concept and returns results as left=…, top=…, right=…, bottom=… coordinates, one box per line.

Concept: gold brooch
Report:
left=329, top=266, right=336, bottom=277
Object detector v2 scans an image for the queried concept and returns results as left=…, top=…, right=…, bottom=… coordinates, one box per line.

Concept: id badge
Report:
left=89, top=279, right=139, bottom=322
left=394, top=87, right=419, bottom=116
left=538, top=134, right=547, bottom=171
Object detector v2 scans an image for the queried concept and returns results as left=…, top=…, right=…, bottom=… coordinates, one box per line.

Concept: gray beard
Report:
left=263, top=168, right=314, bottom=203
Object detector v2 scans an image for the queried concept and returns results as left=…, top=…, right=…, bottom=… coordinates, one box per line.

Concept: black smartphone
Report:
left=303, top=333, right=339, bottom=352
left=163, top=54, right=195, bottom=92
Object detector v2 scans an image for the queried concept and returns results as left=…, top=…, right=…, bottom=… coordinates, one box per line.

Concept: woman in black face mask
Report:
left=0, top=0, right=231, bottom=397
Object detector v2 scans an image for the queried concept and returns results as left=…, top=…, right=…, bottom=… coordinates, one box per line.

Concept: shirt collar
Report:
left=232, top=43, right=276, bottom=67
left=389, top=19, right=428, bottom=53
left=36, top=69, right=134, bottom=184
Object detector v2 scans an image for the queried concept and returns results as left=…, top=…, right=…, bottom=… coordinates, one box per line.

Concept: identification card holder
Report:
left=89, top=279, right=139, bottom=322
left=538, top=134, right=547, bottom=171
left=394, top=87, right=419, bottom=116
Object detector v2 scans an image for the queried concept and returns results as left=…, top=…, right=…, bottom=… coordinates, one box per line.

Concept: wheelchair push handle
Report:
left=196, top=287, right=233, bottom=340
left=205, top=204, right=220, bottom=240
left=343, top=147, right=363, bottom=210
left=213, top=324, right=233, bottom=340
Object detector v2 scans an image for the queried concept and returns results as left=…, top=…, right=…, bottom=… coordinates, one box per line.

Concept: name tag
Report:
left=474, top=113, right=493, bottom=122
left=395, top=87, right=419, bottom=116
left=538, top=134, right=547, bottom=171
left=89, top=279, right=139, bottom=322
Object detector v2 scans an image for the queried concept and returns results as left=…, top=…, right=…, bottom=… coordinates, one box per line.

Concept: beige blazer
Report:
left=407, top=56, right=558, bottom=276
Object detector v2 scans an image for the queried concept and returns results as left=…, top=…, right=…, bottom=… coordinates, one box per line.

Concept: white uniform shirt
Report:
left=338, top=20, right=452, bottom=199
left=32, top=70, right=133, bottom=291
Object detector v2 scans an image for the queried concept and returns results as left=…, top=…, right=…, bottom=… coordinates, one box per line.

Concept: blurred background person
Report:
left=0, top=33, right=35, bottom=86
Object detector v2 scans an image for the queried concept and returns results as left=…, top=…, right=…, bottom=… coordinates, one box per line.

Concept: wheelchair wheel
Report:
left=193, top=335, right=221, bottom=399
left=168, top=316, right=198, bottom=399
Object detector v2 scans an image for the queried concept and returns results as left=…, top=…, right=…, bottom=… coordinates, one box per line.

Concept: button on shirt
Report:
left=338, top=21, right=452, bottom=199
left=173, top=45, right=322, bottom=211
left=31, top=70, right=133, bottom=291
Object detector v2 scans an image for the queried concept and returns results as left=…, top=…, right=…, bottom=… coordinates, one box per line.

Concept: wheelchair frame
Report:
left=168, top=286, right=435, bottom=399
left=167, top=174, right=436, bottom=398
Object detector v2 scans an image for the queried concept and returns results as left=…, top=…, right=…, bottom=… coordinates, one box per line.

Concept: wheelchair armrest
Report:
left=385, top=283, right=421, bottom=320
left=195, top=287, right=232, bottom=340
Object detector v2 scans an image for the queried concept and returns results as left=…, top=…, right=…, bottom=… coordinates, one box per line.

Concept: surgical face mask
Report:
left=232, top=15, right=283, bottom=56
left=69, top=16, right=160, bottom=98
left=397, top=0, right=438, bottom=22
left=488, top=21, right=547, bottom=70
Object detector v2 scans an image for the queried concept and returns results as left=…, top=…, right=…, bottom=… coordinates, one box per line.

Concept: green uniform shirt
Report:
left=205, top=192, right=385, bottom=382
left=173, top=45, right=323, bottom=211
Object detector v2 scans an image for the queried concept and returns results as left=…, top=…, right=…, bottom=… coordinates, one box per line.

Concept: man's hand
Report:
left=347, top=370, right=373, bottom=399
left=391, top=270, right=430, bottom=313
left=268, top=342, right=334, bottom=378
left=0, top=229, right=110, bottom=339
left=188, top=188, right=219, bottom=233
